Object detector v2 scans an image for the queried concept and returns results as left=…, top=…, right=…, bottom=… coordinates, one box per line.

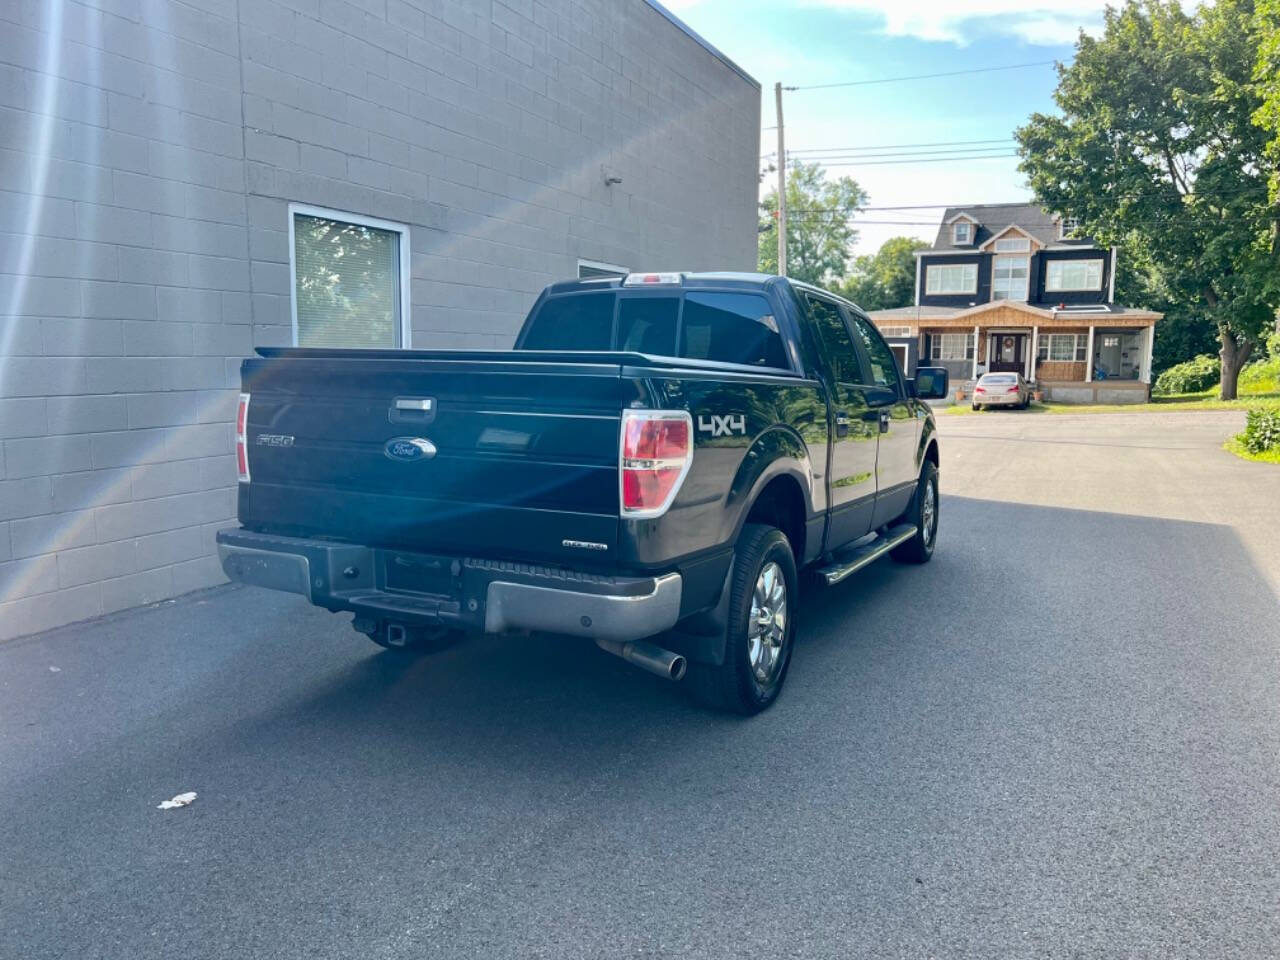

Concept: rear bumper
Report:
left=974, top=393, right=1022, bottom=405
left=215, top=528, right=682, bottom=643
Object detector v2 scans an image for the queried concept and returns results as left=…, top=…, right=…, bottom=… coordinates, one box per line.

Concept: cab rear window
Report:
left=521, top=291, right=788, bottom=370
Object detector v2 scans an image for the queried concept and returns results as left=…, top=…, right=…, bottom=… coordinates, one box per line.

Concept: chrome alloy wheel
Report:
left=921, top=477, right=937, bottom=547
left=748, top=561, right=788, bottom=684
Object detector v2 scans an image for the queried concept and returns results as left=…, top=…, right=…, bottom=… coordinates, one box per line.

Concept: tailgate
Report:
left=239, top=351, right=630, bottom=566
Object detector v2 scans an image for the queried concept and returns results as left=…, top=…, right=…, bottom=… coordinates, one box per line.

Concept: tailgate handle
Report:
left=390, top=397, right=436, bottom=424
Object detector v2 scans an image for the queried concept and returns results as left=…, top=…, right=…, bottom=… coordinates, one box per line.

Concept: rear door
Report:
left=845, top=308, right=920, bottom=527
left=239, top=352, right=627, bottom=567
left=803, top=293, right=878, bottom=551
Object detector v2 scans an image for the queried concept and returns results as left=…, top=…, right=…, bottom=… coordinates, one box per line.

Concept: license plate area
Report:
left=381, top=550, right=458, bottom=597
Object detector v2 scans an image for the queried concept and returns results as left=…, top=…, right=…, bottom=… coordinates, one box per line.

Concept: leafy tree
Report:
left=1256, top=0, right=1280, bottom=200
left=1016, top=0, right=1280, bottom=399
left=758, top=162, right=867, bottom=286
left=839, top=236, right=929, bottom=310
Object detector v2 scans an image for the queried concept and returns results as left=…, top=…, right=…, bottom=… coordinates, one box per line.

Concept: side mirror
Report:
left=913, top=367, right=949, bottom=400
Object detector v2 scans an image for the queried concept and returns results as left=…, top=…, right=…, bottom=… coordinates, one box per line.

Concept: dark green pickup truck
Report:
left=216, top=272, right=947, bottom=713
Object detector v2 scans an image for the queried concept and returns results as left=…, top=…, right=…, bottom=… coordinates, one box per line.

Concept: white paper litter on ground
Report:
left=157, top=792, right=197, bottom=810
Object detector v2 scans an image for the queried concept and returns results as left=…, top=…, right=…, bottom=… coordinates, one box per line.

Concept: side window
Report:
left=847, top=309, right=902, bottom=391
left=679, top=292, right=787, bottom=368
left=805, top=295, right=862, bottom=384
left=520, top=292, right=615, bottom=350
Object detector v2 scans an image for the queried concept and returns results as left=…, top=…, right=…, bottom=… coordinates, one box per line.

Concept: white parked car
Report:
left=972, top=372, right=1031, bottom=410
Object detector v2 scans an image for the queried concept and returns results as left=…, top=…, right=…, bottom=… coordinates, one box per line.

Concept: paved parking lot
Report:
left=3, top=411, right=1279, bottom=959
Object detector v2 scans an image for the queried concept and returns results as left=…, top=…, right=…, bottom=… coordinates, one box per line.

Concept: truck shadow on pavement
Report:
left=6, top=496, right=1280, bottom=960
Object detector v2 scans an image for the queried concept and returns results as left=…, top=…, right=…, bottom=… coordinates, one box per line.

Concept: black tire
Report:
left=972, top=403, right=981, bottom=411
left=686, top=524, right=798, bottom=715
left=364, top=620, right=464, bottom=654
left=891, top=459, right=939, bottom=564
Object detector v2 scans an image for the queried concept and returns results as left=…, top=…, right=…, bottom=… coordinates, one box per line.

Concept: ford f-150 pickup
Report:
left=216, top=272, right=948, bottom=713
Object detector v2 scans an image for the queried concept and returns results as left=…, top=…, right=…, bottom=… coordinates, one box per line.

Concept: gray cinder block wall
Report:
left=0, top=0, right=760, bottom=640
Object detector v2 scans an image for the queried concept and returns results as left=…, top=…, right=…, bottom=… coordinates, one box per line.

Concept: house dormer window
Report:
left=1059, top=216, right=1080, bottom=239
left=953, top=221, right=971, bottom=245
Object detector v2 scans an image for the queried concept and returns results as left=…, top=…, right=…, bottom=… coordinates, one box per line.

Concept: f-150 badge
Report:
left=698, top=413, right=746, bottom=438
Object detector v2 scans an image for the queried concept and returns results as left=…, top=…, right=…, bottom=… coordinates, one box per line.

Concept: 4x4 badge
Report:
left=698, top=413, right=745, bottom=437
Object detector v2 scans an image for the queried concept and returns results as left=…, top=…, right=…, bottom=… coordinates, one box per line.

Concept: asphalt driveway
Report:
left=3, top=411, right=1279, bottom=959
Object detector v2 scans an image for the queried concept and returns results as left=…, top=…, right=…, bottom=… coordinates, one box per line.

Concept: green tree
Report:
left=1255, top=0, right=1280, bottom=200
left=759, top=162, right=867, bottom=286
left=839, top=236, right=929, bottom=310
left=1016, top=0, right=1279, bottom=399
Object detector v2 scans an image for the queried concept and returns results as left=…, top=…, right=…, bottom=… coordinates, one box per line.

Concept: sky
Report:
left=663, top=0, right=1111, bottom=255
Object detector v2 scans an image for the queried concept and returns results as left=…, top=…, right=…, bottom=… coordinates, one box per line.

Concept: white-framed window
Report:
left=1059, top=216, right=1080, bottom=239
left=289, top=203, right=411, bottom=349
left=1038, top=333, right=1088, bottom=362
left=925, top=263, right=978, bottom=295
left=931, top=332, right=975, bottom=361
left=878, top=325, right=912, bottom=338
left=992, top=256, right=1029, bottom=300
left=952, top=221, right=971, bottom=244
left=993, top=236, right=1031, bottom=253
left=1045, top=258, right=1104, bottom=292
left=577, top=258, right=628, bottom=280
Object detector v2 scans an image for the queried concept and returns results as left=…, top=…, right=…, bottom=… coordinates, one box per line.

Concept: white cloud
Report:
left=804, top=0, right=1110, bottom=46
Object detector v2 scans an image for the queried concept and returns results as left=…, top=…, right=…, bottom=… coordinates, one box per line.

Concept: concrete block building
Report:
left=0, top=0, right=760, bottom=639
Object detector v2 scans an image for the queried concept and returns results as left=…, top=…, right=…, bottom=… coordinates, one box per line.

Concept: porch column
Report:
left=1029, top=325, right=1039, bottom=381
left=1085, top=325, right=1095, bottom=382
left=971, top=324, right=979, bottom=379
left=1141, top=324, right=1155, bottom=383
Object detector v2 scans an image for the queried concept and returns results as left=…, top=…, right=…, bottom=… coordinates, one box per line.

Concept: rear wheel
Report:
left=891, top=460, right=938, bottom=564
left=687, top=524, right=797, bottom=715
left=972, top=403, right=981, bottom=411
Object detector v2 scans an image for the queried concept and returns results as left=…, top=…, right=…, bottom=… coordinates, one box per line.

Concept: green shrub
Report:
left=1267, top=330, right=1280, bottom=359
left=1241, top=408, right=1280, bottom=453
left=1153, top=354, right=1219, bottom=395
left=1239, top=356, right=1280, bottom=395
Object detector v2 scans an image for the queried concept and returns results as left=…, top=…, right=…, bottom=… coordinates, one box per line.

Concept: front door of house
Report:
left=990, top=334, right=1024, bottom=373
left=1098, top=335, right=1122, bottom=378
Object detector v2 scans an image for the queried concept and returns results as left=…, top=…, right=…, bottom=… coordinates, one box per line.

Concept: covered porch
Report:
left=914, top=302, right=1160, bottom=403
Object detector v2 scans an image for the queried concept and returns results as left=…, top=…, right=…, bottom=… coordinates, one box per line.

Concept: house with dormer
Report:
left=866, top=203, right=1162, bottom=403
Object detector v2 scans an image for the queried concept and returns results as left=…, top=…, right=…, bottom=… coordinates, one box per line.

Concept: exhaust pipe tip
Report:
left=596, top=637, right=687, bottom=682
left=668, top=655, right=687, bottom=682
left=385, top=623, right=408, bottom=647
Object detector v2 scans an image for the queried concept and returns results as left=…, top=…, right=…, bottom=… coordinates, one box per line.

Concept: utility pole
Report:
left=774, top=81, right=786, bottom=277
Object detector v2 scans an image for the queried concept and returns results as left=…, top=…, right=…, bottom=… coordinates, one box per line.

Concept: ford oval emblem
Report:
left=384, top=437, right=436, bottom=462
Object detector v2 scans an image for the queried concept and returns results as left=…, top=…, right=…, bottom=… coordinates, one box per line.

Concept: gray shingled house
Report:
left=866, top=203, right=1161, bottom=403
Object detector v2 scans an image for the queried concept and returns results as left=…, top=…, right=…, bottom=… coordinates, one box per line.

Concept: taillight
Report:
left=974, top=387, right=986, bottom=394
left=620, top=410, right=692, bottom=518
left=236, top=393, right=250, bottom=482
left=1008, top=386, right=1020, bottom=394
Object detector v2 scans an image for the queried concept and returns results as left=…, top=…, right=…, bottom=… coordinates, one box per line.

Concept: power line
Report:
left=766, top=138, right=1013, bottom=157
left=787, top=146, right=1021, bottom=162
left=784, top=60, right=1058, bottom=92
left=817, top=153, right=1020, bottom=166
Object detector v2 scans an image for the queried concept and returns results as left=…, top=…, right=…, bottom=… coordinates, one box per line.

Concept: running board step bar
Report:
left=816, top=524, right=918, bottom=586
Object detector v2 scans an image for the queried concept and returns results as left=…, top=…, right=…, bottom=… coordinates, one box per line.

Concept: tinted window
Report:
left=847, top=310, right=902, bottom=389
left=806, top=295, right=861, bottom=383
left=617, top=296, right=678, bottom=354
left=680, top=293, right=787, bottom=369
left=521, top=292, right=614, bottom=350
